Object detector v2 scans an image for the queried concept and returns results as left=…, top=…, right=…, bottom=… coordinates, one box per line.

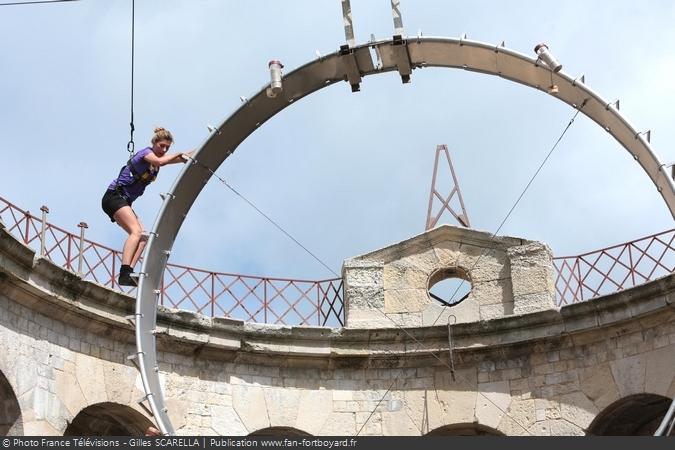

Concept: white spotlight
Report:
left=266, top=60, right=284, bottom=98
left=534, top=43, right=562, bottom=72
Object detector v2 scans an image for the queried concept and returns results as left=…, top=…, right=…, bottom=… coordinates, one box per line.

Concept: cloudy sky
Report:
left=1, top=0, right=674, bottom=281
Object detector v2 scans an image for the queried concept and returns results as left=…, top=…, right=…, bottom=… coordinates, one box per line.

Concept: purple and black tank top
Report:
left=107, top=147, right=159, bottom=204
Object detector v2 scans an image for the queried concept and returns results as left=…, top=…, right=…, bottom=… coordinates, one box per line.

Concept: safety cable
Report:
left=0, top=0, right=78, bottom=5
left=356, top=101, right=587, bottom=436
left=126, top=0, right=136, bottom=157
left=183, top=155, right=340, bottom=278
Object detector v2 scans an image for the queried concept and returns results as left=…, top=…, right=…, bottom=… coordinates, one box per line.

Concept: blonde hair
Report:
left=151, top=127, right=174, bottom=144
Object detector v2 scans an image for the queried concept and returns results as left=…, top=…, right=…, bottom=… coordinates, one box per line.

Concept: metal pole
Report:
left=576, top=259, right=583, bottom=302
left=316, top=282, right=321, bottom=326
left=211, top=273, right=215, bottom=317
left=264, top=278, right=268, bottom=323
left=39, top=205, right=49, bottom=256
left=111, top=251, right=117, bottom=288
left=23, top=210, right=30, bottom=244
left=77, top=222, right=88, bottom=275
left=66, top=233, right=73, bottom=271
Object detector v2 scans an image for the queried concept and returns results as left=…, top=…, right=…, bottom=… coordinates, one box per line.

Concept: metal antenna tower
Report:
left=425, top=144, right=471, bottom=230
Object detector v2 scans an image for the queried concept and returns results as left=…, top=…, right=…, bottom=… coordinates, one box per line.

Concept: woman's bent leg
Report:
left=113, top=206, right=144, bottom=286
left=130, top=218, right=147, bottom=267
left=113, top=206, right=144, bottom=266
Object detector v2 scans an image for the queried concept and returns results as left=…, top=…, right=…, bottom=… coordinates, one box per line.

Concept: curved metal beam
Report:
left=134, top=36, right=675, bottom=435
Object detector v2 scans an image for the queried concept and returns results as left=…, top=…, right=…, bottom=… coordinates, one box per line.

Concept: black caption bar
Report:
left=0, top=436, right=670, bottom=450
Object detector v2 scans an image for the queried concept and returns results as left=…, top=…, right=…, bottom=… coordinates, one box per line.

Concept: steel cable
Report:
left=183, top=155, right=340, bottom=278
left=0, top=0, right=79, bottom=6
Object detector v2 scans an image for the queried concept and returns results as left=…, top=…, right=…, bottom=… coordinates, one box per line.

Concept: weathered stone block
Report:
left=434, top=388, right=477, bottom=425
left=475, top=380, right=510, bottom=428
left=644, top=345, right=675, bottom=395
left=422, top=299, right=479, bottom=326
left=559, top=391, right=598, bottom=429
left=54, top=370, right=86, bottom=419
left=232, top=385, right=269, bottom=431
left=318, top=412, right=356, bottom=435
left=432, top=241, right=461, bottom=267
left=610, top=354, right=646, bottom=397
left=383, top=264, right=428, bottom=291
left=383, top=312, right=423, bottom=328
left=344, top=286, right=384, bottom=309
left=295, top=390, right=333, bottom=435
left=514, top=293, right=556, bottom=315
left=460, top=250, right=509, bottom=284
left=74, top=354, right=107, bottom=405
left=470, top=280, right=512, bottom=306
left=480, top=302, right=513, bottom=321
left=508, top=243, right=556, bottom=312
left=344, top=266, right=383, bottom=288
left=265, top=388, right=301, bottom=427
left=345, top=309, right=390, bottom=329
left=499, top=398, right=535, bottom=436
left=380, top=408, right=420, bottom=436
left=355, top=411, right=382, bottom=435
left=384, top=289, right=428, bottom=314
left=165, top=398, right=190, bottom=431
left=548, top=419, right=584, bottom=436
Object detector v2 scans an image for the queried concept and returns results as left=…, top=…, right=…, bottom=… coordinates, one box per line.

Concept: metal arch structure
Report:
left=134, top=36, right=675, bottom=435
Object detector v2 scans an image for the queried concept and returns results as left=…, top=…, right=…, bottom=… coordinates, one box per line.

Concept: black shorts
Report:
left=101, top=189, right=131, bottom=222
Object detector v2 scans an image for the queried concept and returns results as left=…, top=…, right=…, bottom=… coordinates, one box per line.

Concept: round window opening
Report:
left=428, top=268, right=472, bottom=307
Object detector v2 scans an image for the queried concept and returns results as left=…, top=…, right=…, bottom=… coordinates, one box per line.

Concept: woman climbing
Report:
left=102, top=127, right=193, bottom=286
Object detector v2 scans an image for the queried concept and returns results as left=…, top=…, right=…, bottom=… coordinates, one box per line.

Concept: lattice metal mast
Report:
left=425, top=145, right=471, bottom=229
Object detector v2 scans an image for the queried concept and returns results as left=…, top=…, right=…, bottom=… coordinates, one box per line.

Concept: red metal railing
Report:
left=553, top=229, right=675, bottom=306
left=0, top=195, right=343, bottom=326
left=1, top=195, right=673, bottom=321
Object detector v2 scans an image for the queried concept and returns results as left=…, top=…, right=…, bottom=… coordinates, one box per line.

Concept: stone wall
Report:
left=343, top=225, right=557, bottom=328
left=0, top=226, right=674, bottom=436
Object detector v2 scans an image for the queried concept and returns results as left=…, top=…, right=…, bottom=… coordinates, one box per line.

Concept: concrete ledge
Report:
left=0, top=226, right=36, bottom=275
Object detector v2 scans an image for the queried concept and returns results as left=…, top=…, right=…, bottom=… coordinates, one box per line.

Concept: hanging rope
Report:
left=356, top=101, right=588, bottom=436
left=126, top=0, right=136, bottom=157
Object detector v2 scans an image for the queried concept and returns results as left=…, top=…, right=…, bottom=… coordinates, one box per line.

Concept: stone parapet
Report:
left=343, top=225, right=557, bottom=328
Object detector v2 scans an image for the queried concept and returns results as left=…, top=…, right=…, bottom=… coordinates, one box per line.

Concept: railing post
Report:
left=111, top=251, right=117, bottom=288
left=39, top=205, right=49, bottom=256
left=67, top=233, right=74, bottom=271
left=341, top=280, right=346, bottom=326
left=77, top=222, right=88, bottom=275
left=211, top=272, right=215, bottom=317
left=264, top=278, right=268, bottom=324
left=316, top=282, right=321, bottom=326
left=23, top=210, right=31, bottom=244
